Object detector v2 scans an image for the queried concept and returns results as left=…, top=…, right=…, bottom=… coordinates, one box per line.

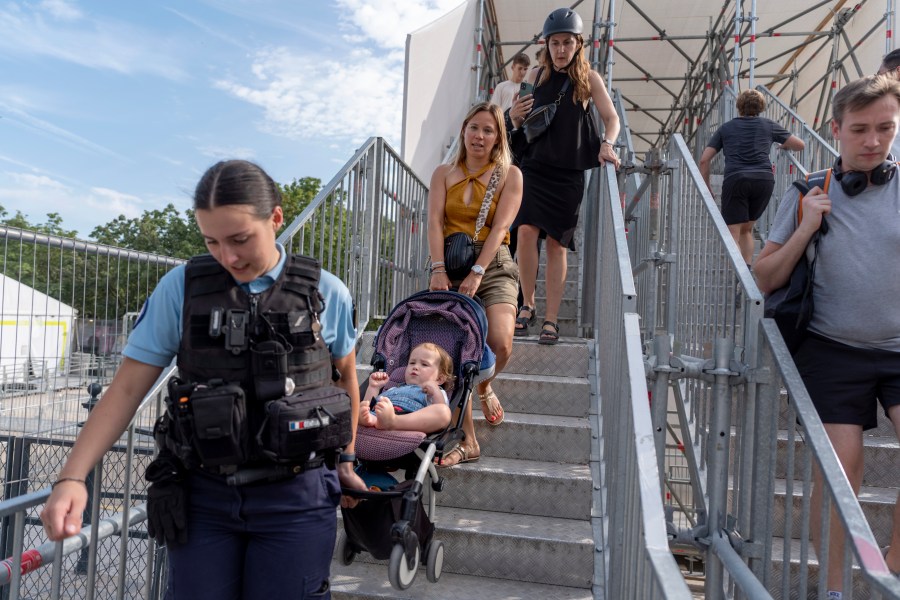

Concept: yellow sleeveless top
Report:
left=442, top=163, right=510, bottom=245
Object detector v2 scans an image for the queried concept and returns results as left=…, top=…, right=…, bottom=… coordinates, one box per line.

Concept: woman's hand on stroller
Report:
left=429, top=271, right=450, bottom=291
left=338, top=462, right=368, bottom=508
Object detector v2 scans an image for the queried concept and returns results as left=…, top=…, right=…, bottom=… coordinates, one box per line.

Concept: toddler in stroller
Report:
left=338, top=290, right=493, bottom=590
left=360, top=342, right=454, bottom=433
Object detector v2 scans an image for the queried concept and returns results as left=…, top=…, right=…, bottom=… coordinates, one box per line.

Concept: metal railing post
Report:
left=651, top=335, right=672, bottom=499
left=703, top=337, right=736, bottom=599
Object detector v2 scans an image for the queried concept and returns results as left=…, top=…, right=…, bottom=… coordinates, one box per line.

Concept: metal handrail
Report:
left=628, top=126, right=900, bottom=598
left=278, top=136, right=430, bottom=332
left=759, top=320, right=900, bottom=598
left=587, top=159, right=691, bottom=599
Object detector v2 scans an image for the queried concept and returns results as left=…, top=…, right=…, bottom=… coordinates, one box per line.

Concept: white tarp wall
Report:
left=0, top=274, right=75, bottom=383
left=402, top=0, right=477, bottom=182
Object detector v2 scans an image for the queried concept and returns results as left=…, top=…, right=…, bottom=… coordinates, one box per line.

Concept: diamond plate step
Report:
left=354, top=369, right=589, bottom=419
left=530, top=297, right=578, bottom=320
left=775, top=432, right=900, bottom=488
left=771, top=480, right=896, bottom=547
left=537, top=259, right=580, bottom=282
left=505, top=338, right=589, bottom=378
left=331, top=559, right=593, bottom=599
left=473, top=411, right=591, bottom=464
left=491, top=372, right=590, bottom=418
left=337, top=506, right=594, bottom=589
left=356, top=334, right=589, bottom=379
left=433, top=456, right=592, bottom=520
left=517, top=317, right=580, bottom=338
left=535, top=279, right=579, bottom=299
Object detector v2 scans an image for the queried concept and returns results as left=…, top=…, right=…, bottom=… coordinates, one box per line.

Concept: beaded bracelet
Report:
left=52, top=477, right=87, bottom=490
left=431, top=261, right=445, bottom=268
left=431, top=269, right=447, bottom=275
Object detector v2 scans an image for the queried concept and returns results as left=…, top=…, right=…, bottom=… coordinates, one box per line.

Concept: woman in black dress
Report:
left=508, top=7, right=620, bottom=344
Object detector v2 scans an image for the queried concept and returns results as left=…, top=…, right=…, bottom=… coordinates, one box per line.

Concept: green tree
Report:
left=0, top=207, right=78, bottom=238
left=280, top=177, right=322, bottom=225
left=90, top=203, right=205, bottom=259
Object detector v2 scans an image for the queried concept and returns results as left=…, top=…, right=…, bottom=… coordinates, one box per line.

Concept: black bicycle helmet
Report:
left=542, top=8, right=583, bottom=39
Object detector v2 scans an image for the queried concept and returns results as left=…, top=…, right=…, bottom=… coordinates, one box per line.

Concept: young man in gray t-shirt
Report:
left=755, top=75, right=900, bottom=599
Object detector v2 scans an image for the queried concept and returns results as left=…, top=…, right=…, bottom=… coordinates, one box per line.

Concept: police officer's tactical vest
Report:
left=177, top=253, right=332, bottom=393
left=160, top=253, right=351, bottom=476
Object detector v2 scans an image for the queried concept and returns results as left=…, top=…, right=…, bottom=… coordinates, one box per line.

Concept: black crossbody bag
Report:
left=764, top=170, right=830, bottom=354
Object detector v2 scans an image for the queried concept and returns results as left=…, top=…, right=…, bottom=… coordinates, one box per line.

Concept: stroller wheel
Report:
left=336, top=532, right=356, bottom=566
left=425, top=540, right=444, bottom=583
left=389, top=543, right=419, bottom=590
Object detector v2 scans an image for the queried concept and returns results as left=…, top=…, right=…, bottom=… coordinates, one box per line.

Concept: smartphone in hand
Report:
left=519, top=82, right=534, bottom=99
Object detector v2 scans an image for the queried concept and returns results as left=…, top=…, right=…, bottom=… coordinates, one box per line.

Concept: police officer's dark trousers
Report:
left=165, top=465, right=341, bottom=599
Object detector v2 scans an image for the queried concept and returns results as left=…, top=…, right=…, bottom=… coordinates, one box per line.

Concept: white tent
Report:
left=0, top=274, right=76, bottom=383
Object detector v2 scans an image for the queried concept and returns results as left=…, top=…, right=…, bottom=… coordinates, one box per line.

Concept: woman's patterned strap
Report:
left=473, top=166, right=502, bottom=243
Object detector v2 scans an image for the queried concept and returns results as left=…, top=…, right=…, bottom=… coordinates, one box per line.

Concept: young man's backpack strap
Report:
left=796, top=168, right=831, bottom=225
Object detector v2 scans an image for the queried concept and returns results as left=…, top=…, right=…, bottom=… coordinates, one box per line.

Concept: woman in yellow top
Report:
left=427, top=102, right=523, bottom=466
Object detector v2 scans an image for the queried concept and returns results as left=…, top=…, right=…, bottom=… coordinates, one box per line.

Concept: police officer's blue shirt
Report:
left=124, top=244, right=357, bottom=366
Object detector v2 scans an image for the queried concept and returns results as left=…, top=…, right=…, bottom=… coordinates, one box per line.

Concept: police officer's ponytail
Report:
left=194, top=160, right=282, bottom=220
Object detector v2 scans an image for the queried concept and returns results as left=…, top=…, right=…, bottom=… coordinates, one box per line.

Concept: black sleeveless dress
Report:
left=512, top=68, right=599, bottom=250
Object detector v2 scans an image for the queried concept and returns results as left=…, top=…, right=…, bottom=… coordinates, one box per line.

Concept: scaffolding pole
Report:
left=887, top=0, right=896, bottom=54
left=732, top=0, right=743, bottom=93
left=475, top=0, right=486, bottom=103
left=748, top=0, right=758, bottom=88
left=605, top=0, right=617, bottom=88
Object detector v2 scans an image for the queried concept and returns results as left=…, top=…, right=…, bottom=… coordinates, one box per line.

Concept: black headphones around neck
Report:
left=832, top=155, right=897, bottom=197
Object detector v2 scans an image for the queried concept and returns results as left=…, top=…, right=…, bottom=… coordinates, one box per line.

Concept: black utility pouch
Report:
left=252, top=340, right=289, bottom=401
left=256, top=386, right=352, bottom=463
left=189, top=382, right=249, bottom=466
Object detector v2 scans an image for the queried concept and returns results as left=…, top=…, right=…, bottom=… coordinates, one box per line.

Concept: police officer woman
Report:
left=40, top=159, right=367, bottom=599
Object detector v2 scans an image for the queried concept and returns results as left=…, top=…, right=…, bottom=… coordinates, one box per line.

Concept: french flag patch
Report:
left=289, top=416, right=329, bottom=431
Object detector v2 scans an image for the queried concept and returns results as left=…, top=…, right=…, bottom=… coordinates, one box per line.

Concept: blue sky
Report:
left=0, top=0, right=463, bottom=237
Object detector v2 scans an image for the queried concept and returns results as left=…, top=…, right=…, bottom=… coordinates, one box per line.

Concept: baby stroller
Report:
left=338, top=290, right=493, bottom=590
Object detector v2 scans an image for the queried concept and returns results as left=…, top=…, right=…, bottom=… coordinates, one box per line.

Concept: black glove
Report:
left=145, top=454, right=188, bottom=546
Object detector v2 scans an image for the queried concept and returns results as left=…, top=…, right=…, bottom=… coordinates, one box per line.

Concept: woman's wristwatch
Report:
left=601, top=139, right=615, bottom=147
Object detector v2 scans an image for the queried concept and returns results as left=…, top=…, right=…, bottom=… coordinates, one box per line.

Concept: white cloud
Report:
left=216, top=1, right=463, bottom=147
left=0, top=102, right=125, bottom=160
left=216, top=46, right=404, bottom=146
left=0, top=171, right=74, bottom=223
left=334, top=0, right=465, bottom=49
left=0, top=2, right=186, bottom=79
left=38, top=0, right=82, bottom=21
left=165, top=7, right=249, bottom=51
left=197, top=145, right=257, bottom=161
left=0, top=171, right=145, bottom=235
left=6, top=171, right=69, bottom=192
left=87, top=187, right=143, bottom=219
